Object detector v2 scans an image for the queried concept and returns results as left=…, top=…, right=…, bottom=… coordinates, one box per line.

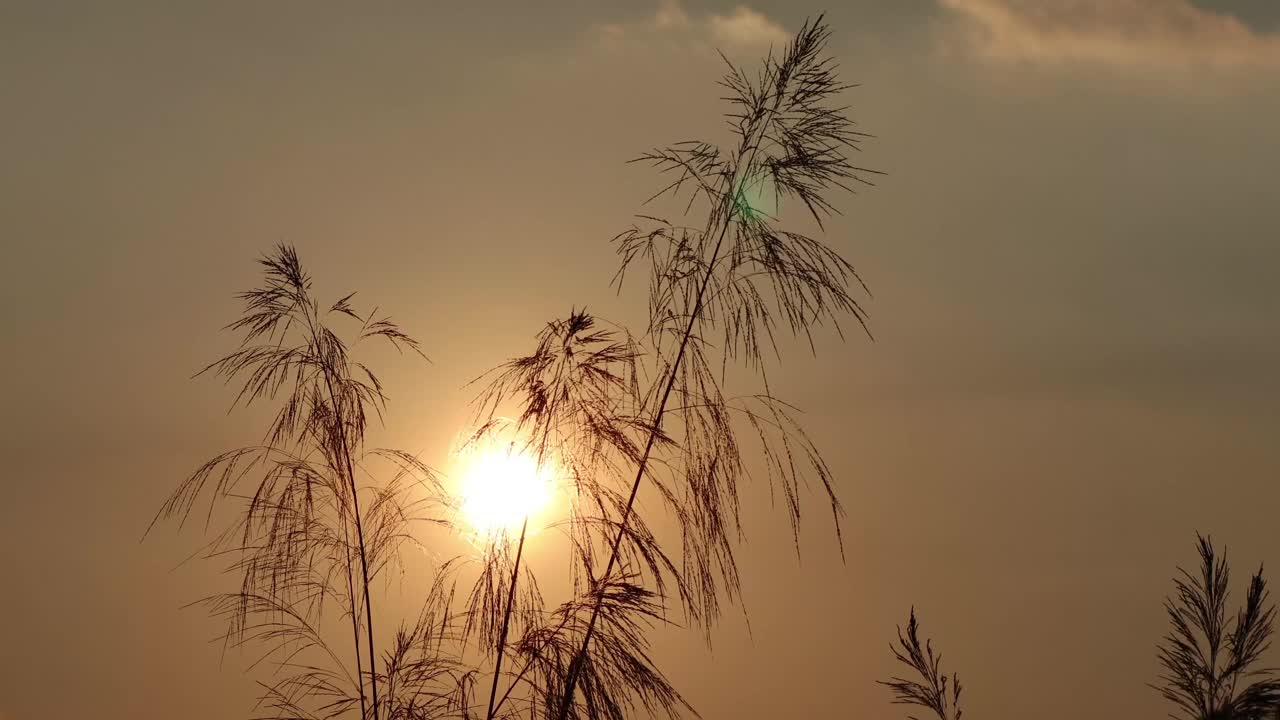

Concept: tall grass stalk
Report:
left=146, top=245, right=455, bottom=720
left=149, top=14, right=887, bottom=720
left=550, top=15, right=879, bottom=717
left=465, top=15, right=880, bottom=719
left=486, top=517, right=530, bottom=720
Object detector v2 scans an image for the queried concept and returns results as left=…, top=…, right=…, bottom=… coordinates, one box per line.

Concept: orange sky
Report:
left=1, top=2, right=1278, bottom=719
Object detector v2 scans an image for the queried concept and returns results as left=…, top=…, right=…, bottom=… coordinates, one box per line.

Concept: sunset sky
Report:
left=2, top=2, right=1278, bottom=719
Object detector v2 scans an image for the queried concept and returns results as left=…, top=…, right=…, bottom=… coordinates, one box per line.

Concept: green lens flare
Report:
left=733, top=172, right=777, bottom=221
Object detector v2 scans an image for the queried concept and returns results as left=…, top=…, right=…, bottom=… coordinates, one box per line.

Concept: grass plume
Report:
left=146, top=245, right=449, bottom=720
left=880, top=608, right=964, bottom=720
left=1153, top=534, right=1279, bottom=720
left=468, top=15, right=879, bottom=719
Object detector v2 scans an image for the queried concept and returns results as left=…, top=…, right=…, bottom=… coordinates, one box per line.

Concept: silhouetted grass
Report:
left=1153, top=534, right=1279, bottom=720
left=149, top=13, right=892, bottom=720
left=466, top=14, right=880, bottom=720
left=880, top=608, right=963, bottom=720
left=882, top=534, right=1280, bottom=720
left=459, top=314, right=690, bottom=720
left=146, top=245, right=454, bottom=720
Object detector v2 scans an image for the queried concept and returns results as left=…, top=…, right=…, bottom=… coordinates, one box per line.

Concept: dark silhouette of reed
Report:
left=881, top=534, right=1280, bottom=720
left=466, top=14, right=880, bottom=720
left=146, top=245, right=463, bottom=720
left=880, top=608, right=964, bottom=720
left=148, top=250, right=701, bottom=720
left=459, top=313, right=690, bottom=720
left=1152, top=534, right=1279, bottom=720
left=148, top=14, right=887, bottom=720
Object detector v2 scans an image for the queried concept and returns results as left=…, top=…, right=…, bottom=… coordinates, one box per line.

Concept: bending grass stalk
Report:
left=486, top=517, right=531, bottom=720
left=321, top=335, right=382, bottom=720
left=553, top=39, right=791, bottom=713
left=345, top=449, right=381, bottom=720
left=342, top=519, right=369, bottom=720
left=148, top=245, right=432, bottom=720
left=553, top=210, right=728, bottom=720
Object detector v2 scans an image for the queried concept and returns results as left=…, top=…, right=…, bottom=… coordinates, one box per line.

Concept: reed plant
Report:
left=146, top=245, right=465, bottom=720
left=1153, top=535, right=1279, bottom=720
left=463, top=14, right=880, bottom=720
left=880, top=608, right=964, bottom=720
left=879, top=533, right=1280, bottom=720
left=150, top=13, right=881, bottom=720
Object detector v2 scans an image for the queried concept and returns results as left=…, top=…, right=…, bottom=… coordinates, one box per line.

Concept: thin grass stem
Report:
left=487, top=517, right=531, bottom=720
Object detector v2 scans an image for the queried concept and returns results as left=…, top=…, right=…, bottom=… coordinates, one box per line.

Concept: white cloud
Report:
left=707, top=6, right=790, bottom=50
left=591, top=0, right=788, bottom=53
left=938, top=0, right=1280, bottom=69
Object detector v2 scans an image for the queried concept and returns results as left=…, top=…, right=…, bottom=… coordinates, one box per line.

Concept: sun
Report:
left=456, top=441, right=554, bottom=537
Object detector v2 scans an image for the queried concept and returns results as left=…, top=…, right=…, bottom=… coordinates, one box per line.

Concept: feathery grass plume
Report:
left=459, top=314, right=691, bottom=720
left=465, top=308, right=649, bottom=701
left=557, top=14, right=877, bottom=717
left=879, top=608, right=963, bottom=720
left=471, top=15, right=879, bottom=720
left=146, top=245, right=449, bottom=720
left=515, top=575, right=691, bottom=720
left=468, top=312, right=684, bottom=604
left=1152, top=534, right=1279, bottom=720
left=374, top=574, right=477, bottom=720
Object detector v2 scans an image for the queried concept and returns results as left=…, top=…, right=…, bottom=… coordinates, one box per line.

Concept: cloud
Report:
left=707, top=6, right=790, bottom=49
left=938, top=0, right=1280, bottom=69
left=592, top=0, right=788, bottom=53
left=654, top=0, right=692, bottom=30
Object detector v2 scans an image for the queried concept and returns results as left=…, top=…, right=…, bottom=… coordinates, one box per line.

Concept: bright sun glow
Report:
left=456, top=442, right=554, bottom=537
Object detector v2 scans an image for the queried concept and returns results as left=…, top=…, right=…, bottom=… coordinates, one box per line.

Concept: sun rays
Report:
left=455, top=438, right=557, bottom=540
